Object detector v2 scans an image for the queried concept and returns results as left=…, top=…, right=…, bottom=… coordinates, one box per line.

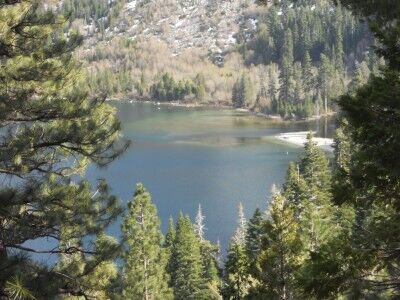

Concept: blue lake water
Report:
left=86, top=101, right=335, bottom=252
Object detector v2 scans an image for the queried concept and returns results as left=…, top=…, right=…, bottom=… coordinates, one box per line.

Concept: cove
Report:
left=86, top=101, right=336, bottom=252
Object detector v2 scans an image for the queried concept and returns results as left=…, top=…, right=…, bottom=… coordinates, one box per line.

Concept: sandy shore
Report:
left=275, top=131, right=334, bottom=152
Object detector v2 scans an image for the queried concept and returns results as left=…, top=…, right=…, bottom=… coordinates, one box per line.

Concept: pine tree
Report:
left=0, top=2, right=127, bottom=297
left=302, top=52, right=315, bottom=98
left=192, top=205, right=221, bottom=297
left=245, top=208, right=264, bottom=269
left=223, top=203, right=251, bottom=299
left=57, top=233, right=120, bottom=300
left=232, top=79, right=240, bottom=107
left=334, top=1, right=400, bottom=294
left=165, top=216, right=176, bottom=289
left=121, top=184, right=172, bottom=300
left=282, top=162, right=309, bottom=215
left=165, top=216, right=176, bottom=249
left=318, top=53, right=333, bottom=114
left=232, top=74, right=254, bottom=108
left=257, top=189, right=302, bottom=300
left=199, top=240, right=222, bottom=299
left=332, top=119, right=355, bottom=204
left=279, top=28, right=296, bottom=115
left=349, top=61, right=371, bottom=92
left=294, top=133, right=335, bottom=253
left=169, top=213, right=206, bottom=300
left=334, top=3, right=345, bottom=72
left=299, top=132, right=332, bottom=199
left=224, top=241, right=251, bottom=300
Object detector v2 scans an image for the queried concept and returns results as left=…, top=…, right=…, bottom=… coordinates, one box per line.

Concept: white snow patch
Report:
left=174, top=19, right=185, bottom=28
left=126, top=0, right=137, bottom=11
left=275, top=132, right=334, bottom=152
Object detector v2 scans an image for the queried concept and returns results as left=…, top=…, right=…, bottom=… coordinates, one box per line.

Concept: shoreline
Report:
left=107, top=98, right=336, bottom=122
left=275, top=131, right=334, bottom=152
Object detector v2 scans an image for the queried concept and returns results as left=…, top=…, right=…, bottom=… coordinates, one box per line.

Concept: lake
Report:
left=87, top=101, right=336, bottom=252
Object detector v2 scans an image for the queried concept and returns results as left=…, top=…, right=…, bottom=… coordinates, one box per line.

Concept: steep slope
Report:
left=122, top=0, right=247, bottom=59
left=67, top=0, right=257, bottom=63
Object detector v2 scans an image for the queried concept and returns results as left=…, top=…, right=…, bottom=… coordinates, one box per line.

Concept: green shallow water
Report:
left=87, top=101, right=336, bottom=251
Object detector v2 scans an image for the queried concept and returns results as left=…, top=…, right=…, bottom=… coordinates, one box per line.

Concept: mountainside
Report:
left=61, top=0, right=376, bottom=119
left=121, top=0, right=253, bottom=61
left=66, top=0, right=256, bottom=63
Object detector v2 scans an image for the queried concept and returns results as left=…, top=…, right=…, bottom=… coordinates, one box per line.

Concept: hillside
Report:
left=62, top=0, right=376, bottom=119
left=64, top=0, right=255, bottom=61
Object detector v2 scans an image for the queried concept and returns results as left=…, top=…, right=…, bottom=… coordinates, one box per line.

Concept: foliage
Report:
left=121, top=183, right=172, bottom=299
left=223, top=203, right=252, bottom=299
left=232, top=74, right=255, bottom=108
left=150, top=73, right=200, bottom=102
left=245, top=208, right=264, bottom=270
left=257, top=190, right=302, bottom=299
left=168, top=213, right=208, bottom=299
left=0, top=1, right=127, bottom=297
left=330, top=0, right=400, bottom=294
left=239, top=0, right=374, bottom=118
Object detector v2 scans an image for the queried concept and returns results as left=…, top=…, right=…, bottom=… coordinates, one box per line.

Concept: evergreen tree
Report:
left=165, top=216, right=176, bottom=288
left=169, top=213, right=206, bottom=300
left=332, top=2, right=400, bottom=293
left=318, top=53, right=333, bottom=114
left=332, top=119, right=355, bottom=204
left=232, top=74, right=254, bottom=108
left=295, top=133, right=335, bottom=254
left=279, top=28, right=296, bottom=116
left=245, top=208, right=264, bottom=269
left=0, top=2, right=128, bottom=296
left=257, top=189, right=302, bottom=299
left=335, top=21, right=345, bottom=72
left=165, top=216, right=176, bottom=249
left=199, top=240, right=222, bottom=299
left=193, top=204, right=221, bottom=298
left=349, top=60, right=371, bottom=92
left=302, top=51, right=315, bottom=97
left=282, top=162, right=309, bottom=216
left=56, top=232, right=120, bottom=300
left=232, top=79, right=241, bottom=108
left=224, top=241, right=251, bottom=300
left=293, top=62, right=306, bottom=117
left=121, top=183, right=172, bottom=299
left=223, top=203, right=251, bottom=299
left=299, top=132, right=332, bottom=199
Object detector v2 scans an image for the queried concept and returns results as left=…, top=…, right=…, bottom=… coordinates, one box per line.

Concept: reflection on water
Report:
left=87, top=101, right=336, bottom=252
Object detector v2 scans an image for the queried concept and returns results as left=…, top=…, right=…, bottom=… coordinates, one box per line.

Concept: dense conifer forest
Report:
left=1, top=0, right=400, bottom=299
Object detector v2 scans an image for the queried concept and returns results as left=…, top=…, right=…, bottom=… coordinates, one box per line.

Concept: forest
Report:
left=1, top=0, right=400, bottom=299
left=62, top=0, right=376, bottom=119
